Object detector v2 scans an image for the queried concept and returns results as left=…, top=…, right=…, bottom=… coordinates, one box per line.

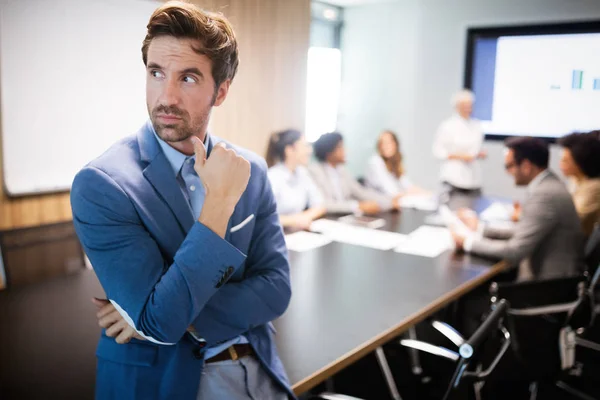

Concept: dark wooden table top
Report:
left=0, top=195, right=507, bottom=398
left=275, top=207, right=506, bottom=394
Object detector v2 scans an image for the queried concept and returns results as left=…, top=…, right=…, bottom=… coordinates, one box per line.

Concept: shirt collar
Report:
left=527, top=169, right=550, bottom=193
left=273, top=163, right=295, bottom=180
left=151, top=126, right=195, bottom=177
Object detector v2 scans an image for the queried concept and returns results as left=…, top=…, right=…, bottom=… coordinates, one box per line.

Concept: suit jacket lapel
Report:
left=138, top=122, right=195, bottom=233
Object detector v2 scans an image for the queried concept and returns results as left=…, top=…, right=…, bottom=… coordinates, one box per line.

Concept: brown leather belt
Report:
left=205, top=344, right=255, bottom=364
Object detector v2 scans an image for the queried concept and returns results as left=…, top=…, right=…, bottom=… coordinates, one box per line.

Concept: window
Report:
left=305, top=2, right=343, bottom=142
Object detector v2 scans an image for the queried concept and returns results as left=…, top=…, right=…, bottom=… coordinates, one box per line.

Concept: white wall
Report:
left=338, top=0, right=419, bottom=179
left=340, top=0, right=600, bottom=199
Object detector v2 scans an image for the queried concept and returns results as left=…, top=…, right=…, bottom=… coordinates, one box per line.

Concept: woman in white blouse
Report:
left=365, top=130, right=426, bottom=196
left=266, top=129, right=326, bottom=230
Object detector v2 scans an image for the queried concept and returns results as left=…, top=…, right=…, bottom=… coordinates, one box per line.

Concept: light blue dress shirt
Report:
left=267, top=163, right=323, bottom=215
left=152, top=130, right=247, bottom=360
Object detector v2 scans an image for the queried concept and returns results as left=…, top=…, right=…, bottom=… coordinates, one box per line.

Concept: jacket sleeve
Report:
left=471, top=192, right=556, bottom=264
left=189, top=164, right=292, bottom=344
left=71, top=166, right=246, bottom=345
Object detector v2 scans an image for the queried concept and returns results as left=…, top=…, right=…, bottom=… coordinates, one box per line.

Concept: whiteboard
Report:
left=0, top=0, right=161, bottom=195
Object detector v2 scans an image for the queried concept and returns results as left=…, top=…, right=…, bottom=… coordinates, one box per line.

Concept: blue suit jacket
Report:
left=71, top=122, right=294, bottom=399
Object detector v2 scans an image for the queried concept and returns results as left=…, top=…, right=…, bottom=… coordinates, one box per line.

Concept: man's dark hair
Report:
left=504, top=136, right=549, bottom=169
left=313, top=132, right=343, bottom=162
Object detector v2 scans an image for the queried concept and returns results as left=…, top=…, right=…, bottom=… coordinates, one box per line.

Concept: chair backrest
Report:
left=0, top=221, right=85, bottom=288
left=487, top=276, right=585, bottom=382
left=490, top=276, right=584, bottom=309
left=584, top=223, right=600, bottom=278
left=443, top=300, right=510, bottom=400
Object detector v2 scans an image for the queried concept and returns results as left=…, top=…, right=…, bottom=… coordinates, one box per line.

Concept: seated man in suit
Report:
left=309, top=132, right=400, bottom=215
left=452, top=137, right=584, bottom=281
left=71, top=2, right=292, bottom=399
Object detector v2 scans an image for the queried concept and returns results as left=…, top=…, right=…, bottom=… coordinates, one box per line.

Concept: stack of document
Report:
left=311, top=219, right=407, bottom=251
left=394, top=226, right=454, bottom=258
left=284, top=231, right=332, bottom=252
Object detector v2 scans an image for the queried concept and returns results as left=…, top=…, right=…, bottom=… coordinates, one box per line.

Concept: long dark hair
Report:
left=377, top=130, right=404, bottom=178
left=265, top=129, right=302, bottom=167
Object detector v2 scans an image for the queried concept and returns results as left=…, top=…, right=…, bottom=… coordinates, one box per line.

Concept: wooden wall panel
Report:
left=0, top=0, right=310, bottom=231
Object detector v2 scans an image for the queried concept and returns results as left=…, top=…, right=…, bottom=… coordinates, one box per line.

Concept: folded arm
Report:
left=189, top=172, right=292, bottom=344
left=72, top=166, right=246, bottom=345
left=471, top=195, right=556, bottom=263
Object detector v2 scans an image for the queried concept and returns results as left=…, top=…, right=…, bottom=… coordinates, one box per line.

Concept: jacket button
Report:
left=192, top=349, right=203, bottom=360
left=215, top=277, right=224, bottom=288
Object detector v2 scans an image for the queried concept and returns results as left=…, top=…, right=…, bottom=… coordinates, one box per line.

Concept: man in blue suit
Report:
left=70, top=2, right=293, bottom=399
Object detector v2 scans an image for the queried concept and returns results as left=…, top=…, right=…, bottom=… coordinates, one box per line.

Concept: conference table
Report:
left=0, top=195, right=507, bottom=399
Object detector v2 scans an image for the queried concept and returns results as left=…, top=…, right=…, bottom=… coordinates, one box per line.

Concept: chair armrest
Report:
left=399, top=339, right=459, bottom=360
left=318, top=393, right=366, bottom=400
left=432, top=321, right=465, bottom=346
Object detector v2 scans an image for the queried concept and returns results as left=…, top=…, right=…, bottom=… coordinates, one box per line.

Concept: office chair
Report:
left=486, top=275, right=591, bottom=399
left=397, top=300, right=511, bottom=400
left=584, top=223, right=600, bottom=282
left=311, top=344, right=403, bottom=400
left=314, top=394, right=364, bottom=400
left=556, top=225, right=600, bottom=381
left=557, top=267, right=600, bottom=400
left=315, top=301, right=510, bottom=400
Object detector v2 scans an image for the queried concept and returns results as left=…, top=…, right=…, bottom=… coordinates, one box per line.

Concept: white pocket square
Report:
left=230, top=214, right=255, bottom=233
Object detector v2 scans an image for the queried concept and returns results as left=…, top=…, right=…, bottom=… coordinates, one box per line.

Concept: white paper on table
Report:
left=480, top=202, right=513, bottom=222
left=399, top=194, right=438, bottom=211
left=337, top=214, right=386, bottom=229
left=394, top=226, right=454, bottom=258
left=311, top=219, right=407, bottom=250
left=284, top=231, right=332, bottom=252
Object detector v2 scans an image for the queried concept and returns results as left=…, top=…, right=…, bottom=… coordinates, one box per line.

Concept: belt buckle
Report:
left=228, top=345, right=239, bottom=361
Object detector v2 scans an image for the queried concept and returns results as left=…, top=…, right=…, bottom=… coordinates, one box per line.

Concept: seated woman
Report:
left=308, top=132, right=399, bottom=215
left=266, top=129, right=326, bottom=230
left=558, top=131, right=600, bottom=237
left=365, top=130, right=427, bottom=196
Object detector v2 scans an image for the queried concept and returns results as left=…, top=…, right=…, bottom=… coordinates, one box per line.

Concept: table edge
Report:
left=291, top=260, right=508, bottom=395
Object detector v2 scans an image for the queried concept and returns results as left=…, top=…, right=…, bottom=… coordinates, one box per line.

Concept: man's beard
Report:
left=149, top=104, right=210, bottom=143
